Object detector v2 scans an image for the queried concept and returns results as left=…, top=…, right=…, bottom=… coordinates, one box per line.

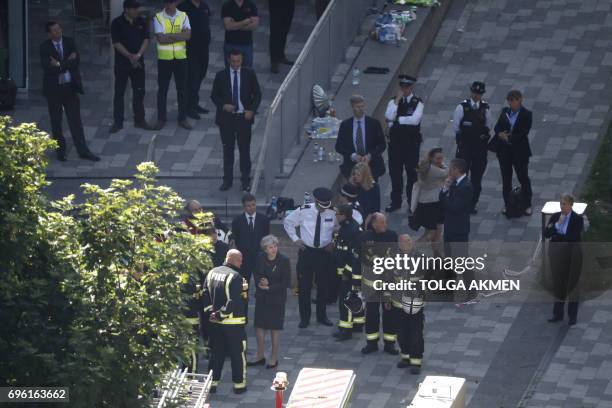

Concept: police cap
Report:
left=340, top=183, right=358, bottom=200
left=399, top=75, right=417, bottom=87
left=470, top=81, right=486, bottom=94
left=312, top=187, right=333, bottom=208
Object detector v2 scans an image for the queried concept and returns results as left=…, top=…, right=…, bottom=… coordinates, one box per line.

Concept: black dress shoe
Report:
left=384, top=344, right=399, bottom=355
left=187, top=111, right=201, bottom=120
left=241, top=183, right=251, bottom=192
left=361, top=343, right=378, bottom=354
left=109, top=123, right=123, bottom=133
left=470, top=207, right=478, bottom=215
left=209, top=385, right=217, bottom=394
left=134, top=121, right=154, bottom=130
left=317, top=318, right=333, bottom=326
left=178, top=119, right=192, bottom=130
left=57, top=153, right=67, bottom=162
left=80, top=152, right=100, bottom=162
left=385, top=204, right=401, bottom=213
left=568, top=318, right=577, bottom=326
left=397, top=359, right=411, bottom=368
left=266, top=362, right=278, bottom=369
left=233, top=387, right=247, bottom=394
left=195, top=105, right=209, bottom=114
left=270, top=63, right=280, bottom=74
left=219, top=182, right=232, bottom=191
left=298, top=321, right=309, bottom=328
left=152, top=120, right=166, bottom=130
left=279, top=57, right=294, bottom=65
left=247, top=358, right=265, bottom=367
left=548, top=317, right=563, bottom=323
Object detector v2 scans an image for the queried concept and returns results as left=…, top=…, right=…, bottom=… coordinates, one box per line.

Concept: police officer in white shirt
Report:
left=451, top=81, right=492, bottom=214
left=384, top=75, right=424, bottom=214
left=284, top=187, right=337, bottom=328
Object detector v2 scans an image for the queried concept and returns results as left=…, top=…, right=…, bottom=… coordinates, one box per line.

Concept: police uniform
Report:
left=340, top=183, right=365, bottom=226
left=391, top=250, right=425, bottom=374
left=452, top=81, right=492, bottom=212
left=202, top=263, right=248, bottom=393
left=385, top=75, right=424, bottom=212
left=359, top=228, right=399, bottom=354
left=333, top=214, right=363, bottom=340
left=283, top=187, right=336, bottom=327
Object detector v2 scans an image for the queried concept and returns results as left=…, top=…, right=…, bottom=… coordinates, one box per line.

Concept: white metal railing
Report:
left=251, top=0, right=372, bottom=199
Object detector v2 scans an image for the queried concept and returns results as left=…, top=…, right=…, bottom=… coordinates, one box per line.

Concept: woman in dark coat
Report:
left=248, top=235, right=291, bottom=369
left=544, top=193, right=584, bottom=326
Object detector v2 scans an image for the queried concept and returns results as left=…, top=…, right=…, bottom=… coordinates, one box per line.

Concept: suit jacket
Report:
left=544, top=211, right=583, bottom=243
left=439, top=176, right=473, bottom=240
left=231, top=212, right=270, bottom=264
left=493, top=106, right=533, bottom=161
left=254, top=252, right=291, bottom=304
left=335, top=116, right=386, bottom=179
left=40, top=36, right=84, bottom=97
left=211, top=67, right=261, bottom=126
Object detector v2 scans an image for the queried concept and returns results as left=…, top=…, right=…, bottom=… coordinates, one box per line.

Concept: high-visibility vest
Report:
left=155, top=11, right=187, bottom=60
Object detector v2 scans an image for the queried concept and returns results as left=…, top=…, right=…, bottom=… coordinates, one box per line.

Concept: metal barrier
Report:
left=251, top=0, right=372, bottom=200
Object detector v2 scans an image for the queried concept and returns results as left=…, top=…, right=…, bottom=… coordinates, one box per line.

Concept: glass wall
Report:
left=0, top=1, right=27, bottom=87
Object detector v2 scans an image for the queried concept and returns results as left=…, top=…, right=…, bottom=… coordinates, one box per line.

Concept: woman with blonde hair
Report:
left=350, top=162, right=380, bottom=227
left=410, top=147, right=447, bottom=255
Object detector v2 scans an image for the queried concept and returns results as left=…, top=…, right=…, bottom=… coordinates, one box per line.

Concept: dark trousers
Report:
left=219, top=116, right=252, bottom=185
left=549, top=243, right=582, bottom=321
left=157, top=58, right=188, bottom=121
left=208, top=323, right=247, bottom=390
left=389, top=133, right=421, bottom=206
left=499, top=156, right=532, bottom=208
left=315, top=0, right=331, bottom=20
left=186, top=49, right=209, bottom=112
left=45, top=85, right=91, bottom=156
left=397, top=309, right=424, bottom=364
left=297, top=247, right=332, bottom=323
left=239, top=252, right=257, bottom=321
left=181, top=323, right=203, bottom=373
left=338, top=278, right=354, bottom=329
left=455, top=146, right=487, bottom=209
left=365, top=302, right=397, bottom=345
left=444, top=237, right=476, bottom=301
left=269, top=0, right=295, bottom=62
left=113, top=65, right=146, bottom=125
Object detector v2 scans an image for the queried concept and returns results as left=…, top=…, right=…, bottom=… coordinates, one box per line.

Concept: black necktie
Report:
left=313, top=212, right=321, bottom=248
left=355, top=120, right=365, bottom=155
left=248, top=216, right=254, bottom=230
left=232, top=70, right=239, bottom=111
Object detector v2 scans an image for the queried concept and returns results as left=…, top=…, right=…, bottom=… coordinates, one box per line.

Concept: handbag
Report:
left=487, top=133, right=501, bottom=153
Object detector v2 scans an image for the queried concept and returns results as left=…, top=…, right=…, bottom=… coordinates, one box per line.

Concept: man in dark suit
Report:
left=493, top=90, right=533, bottom=216
left=211, top=49, right=261, bottom=192
left=40, top=21, right=99, bottom=162
left=439, top=158, right=474, bottom=301
left=335, top=95, right=386, bottom=181
left=231, top=193, right=270, bottom=283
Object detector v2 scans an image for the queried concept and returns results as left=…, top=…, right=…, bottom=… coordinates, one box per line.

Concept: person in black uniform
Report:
left=268, top=0, right=295, bottom=73
left=40, top=22, right=100, bottom=162
left=452, top=81, right=492, bottom=214
left=181, top=253, right=207, bottom=373
left=392, top=234, right=425, bottom=374
left=110, top=0, right=153, bottom=133
left=337, top=183, right=365, bottom=226
left=544, top=193, right=584, bottom=326
left=179, top=0, right=211, bottom=120
left=283, top=187, right=337, bottom=328
left=359, top=212, right=399, bottom=355
left=384, top=75, right=424, bottom=213
left=202, top=249, right=249, bottom=394
left=492, top=89, right=533, bottom=216
left=332, top=204, right=363, bottom=341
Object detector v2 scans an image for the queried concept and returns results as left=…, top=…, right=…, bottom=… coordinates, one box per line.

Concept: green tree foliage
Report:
left=0, top=117, right=214, bottom=407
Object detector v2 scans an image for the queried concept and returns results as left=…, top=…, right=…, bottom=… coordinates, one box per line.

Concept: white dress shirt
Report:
left=283, top=205, right=336, bottom=248
left=245, top=212, right=256, bottom=227
left=230, top=68, right=245, bottom=113
left=452, top=98, right=492, bottom=134
left=52, top=38, right=71, bottom=84
left=351, top=116, right=368, bottom=161
left=385, top=93, right=424, bottom=128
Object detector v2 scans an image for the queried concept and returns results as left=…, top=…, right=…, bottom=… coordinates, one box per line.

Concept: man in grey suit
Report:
left=439, top=158, right=475, bottom=301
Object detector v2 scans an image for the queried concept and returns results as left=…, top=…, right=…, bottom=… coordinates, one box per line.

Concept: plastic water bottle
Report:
left=352, top=68, right=360, bottom=86
left=271, top=196, right=278, bottom=213
left=313, top=143, right=320, bottom=162
left=318, top=144, right=325, bottom=161
left=304, top=192, right=312, bottom=205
